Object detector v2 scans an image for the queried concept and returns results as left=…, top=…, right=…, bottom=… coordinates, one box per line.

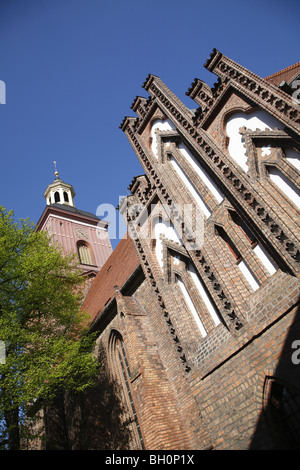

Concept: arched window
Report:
left=109, top=331, right=145, bottom=449
left=63, top=191, right=69, bottom=203
left=77, top=241, right=92, bottom=265
left=264, top=377, right=300, bottom=449
left=54, top=191, right=60, bottom=203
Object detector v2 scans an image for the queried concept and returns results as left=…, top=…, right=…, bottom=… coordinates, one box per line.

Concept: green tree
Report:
left=0, top=207, right=98, bottom=449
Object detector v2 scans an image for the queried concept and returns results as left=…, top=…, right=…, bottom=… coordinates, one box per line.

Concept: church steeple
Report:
left=44, top=162, right=76, bottom=207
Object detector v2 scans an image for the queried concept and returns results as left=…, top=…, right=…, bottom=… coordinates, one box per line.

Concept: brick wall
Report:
left=47, top=51, right=300, bottom=450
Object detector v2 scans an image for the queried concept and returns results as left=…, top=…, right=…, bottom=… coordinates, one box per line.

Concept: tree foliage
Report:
left=0, top=207, right=98, bottom=449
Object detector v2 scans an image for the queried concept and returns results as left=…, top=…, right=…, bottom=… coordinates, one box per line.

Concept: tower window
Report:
left=54, top=191, right=60, bottom=203
left=77, top=241, right=92, bottom=265
left=63, top=191, right=69, bottom=203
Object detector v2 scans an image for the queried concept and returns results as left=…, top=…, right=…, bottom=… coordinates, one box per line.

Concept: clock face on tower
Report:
left=74, top=227, right=89, bottom=240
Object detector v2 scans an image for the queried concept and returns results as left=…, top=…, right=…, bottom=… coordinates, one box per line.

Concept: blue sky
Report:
left=0, top=0, right=299, bottom=248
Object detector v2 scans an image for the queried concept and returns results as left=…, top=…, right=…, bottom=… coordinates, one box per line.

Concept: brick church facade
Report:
left=40, top=50, right=300, bottom=450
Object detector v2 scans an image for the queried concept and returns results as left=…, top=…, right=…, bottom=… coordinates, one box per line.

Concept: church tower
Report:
left=43, top=162, right=76, bottom=207
left=36, top=163, right=113, bottom=278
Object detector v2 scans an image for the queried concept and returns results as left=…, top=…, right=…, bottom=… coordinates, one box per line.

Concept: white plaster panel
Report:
left=153, top=218, right=181, bottom=268
left=170, top=157, right=212, bottom=219
left=253, top=243, right=277, bottom=276
left=178, top=143, right=224, bottom=204
left=151, top=119, right=176, bottom=158
left=238, top=260, right=260, bottom=291
left=189, top=264, right=221, bottom=326
left=268, top=166, right=300, bottom=209
left=285, top=148, right=300, bottom=172
left=226, top=110, right=284, bottom=172
left=177, top=276, right=207, bottom=337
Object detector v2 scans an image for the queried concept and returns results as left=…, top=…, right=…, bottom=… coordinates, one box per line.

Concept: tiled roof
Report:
left=50, top=203, right=100, bottom=221
left=81, top=234, right=140, bottom=323
left=265, top=62, right=300, bottom=86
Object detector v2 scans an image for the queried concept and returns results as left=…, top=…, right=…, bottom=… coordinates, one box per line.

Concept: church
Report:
left=37, top=49, right=300, bottom=450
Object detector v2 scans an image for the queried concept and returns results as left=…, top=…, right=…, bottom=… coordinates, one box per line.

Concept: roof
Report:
left=81, top=234, right=140, bottom=324
left=265, top=61, right=300, bottom=86
left=49, top=203, right=100, bottom=221
left=35, top=202, right=106, bottom=232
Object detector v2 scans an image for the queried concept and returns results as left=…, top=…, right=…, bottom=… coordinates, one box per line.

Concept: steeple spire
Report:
left=53, top=160, right=59, bottom=179
left=43, top=163, right=76, bottom=207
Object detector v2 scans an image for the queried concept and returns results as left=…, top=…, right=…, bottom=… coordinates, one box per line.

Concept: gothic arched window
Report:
left=63, top=191, right=69, bottom=203
left=54, top=191, right=60, bottom=203
left=108, top=331, right=145, bottom=449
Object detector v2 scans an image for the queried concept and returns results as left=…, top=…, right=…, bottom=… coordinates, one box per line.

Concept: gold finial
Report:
left=53, top=161, right=59, bottom=178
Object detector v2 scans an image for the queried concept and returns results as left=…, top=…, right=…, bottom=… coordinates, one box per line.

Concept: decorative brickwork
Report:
left=44, top=50, right=300, bottom=450
left=117, top=51, right=300, bottom=449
